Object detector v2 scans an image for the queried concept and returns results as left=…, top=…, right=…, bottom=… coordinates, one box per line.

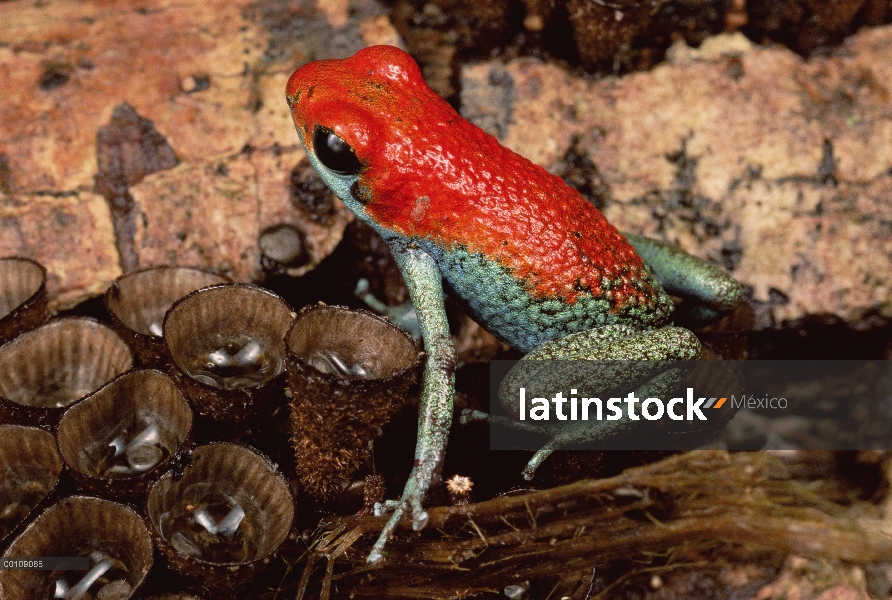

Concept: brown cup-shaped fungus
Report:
left=56, top=369, right=193, bottom=501
left=0, top=425, right=62, bottom=547
left=0, top=257, right=47, bottom=345
left=104, top=266, right=230, bottom=367
left=163, top=284, right=295, bottom=422
left=286, top=304, right=421, bottom=501
left=0, top=496, right=153, bottom=600
left=146, top=443, right=294, bottom=597
left=146, top=595, right=205, bottom=600
left=0, top=318, right=133, bottom=428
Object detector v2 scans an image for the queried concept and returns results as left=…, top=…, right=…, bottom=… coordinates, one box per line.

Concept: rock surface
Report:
left=461, top=28, right=892, bottom=328
left=130, top=149, right=353, bottom=281
left=0, top=0, right=401, bottom=308
left=0, top=191, right=120, bottom=307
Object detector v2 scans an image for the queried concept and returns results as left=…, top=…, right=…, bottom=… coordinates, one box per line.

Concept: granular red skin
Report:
left=287, top=46, right=654, bottom=307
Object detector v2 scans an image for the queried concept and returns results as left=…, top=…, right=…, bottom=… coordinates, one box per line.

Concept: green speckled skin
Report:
left=421, top=241, right=675, bottom=353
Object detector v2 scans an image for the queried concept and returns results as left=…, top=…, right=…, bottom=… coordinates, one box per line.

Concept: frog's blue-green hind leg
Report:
left=625, top=233, right=742, bottom=327
left=517, top=358, right=692, bottom=478
left=463, top=325, right=701, bottom=479
left=366, top=238, right=456, bottom=565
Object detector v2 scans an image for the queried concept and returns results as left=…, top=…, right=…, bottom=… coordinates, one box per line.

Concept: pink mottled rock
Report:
left=0, top=0, right=265, bottom=193
left=130, top=149, right=352, bottom=282
left=461, top=28, right=892, bottom=327
left=0, top=192, right=120, bottom=309
left=0, top=0, right=398, bottom=306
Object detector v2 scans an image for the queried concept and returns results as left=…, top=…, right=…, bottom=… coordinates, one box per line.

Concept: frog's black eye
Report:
left=313, top=126, right=362, bottom=175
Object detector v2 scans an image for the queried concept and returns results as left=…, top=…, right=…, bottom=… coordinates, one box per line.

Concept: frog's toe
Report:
left=460, top=408, right=488, bottom=424
left=401, top=485, right=429, bottom=530
left=368, top=502, right=406, bottom=564
left=366, top=492, right=430, bottom=564
left=522, top=439, right=559, bottom=480
left=373, top=499, right=402, bottom=516
left=398, top=467, right=433, bottom=532
left=354, top=277, right=371, bottom=296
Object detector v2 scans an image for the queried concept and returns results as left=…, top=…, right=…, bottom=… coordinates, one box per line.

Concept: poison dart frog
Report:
left=285, top=45, right=742, bottom=563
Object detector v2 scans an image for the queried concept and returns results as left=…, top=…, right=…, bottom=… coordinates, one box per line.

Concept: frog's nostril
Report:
left=313, top=126, right=362, bottom=175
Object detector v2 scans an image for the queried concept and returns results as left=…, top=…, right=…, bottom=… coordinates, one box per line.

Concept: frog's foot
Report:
left=367, top=502, right=410, bottom=565
left=372, top=499, right=403, bottom=516
left=367, top=468, right=431, bottom=565
left=459, top=410, right=572, bottom=479
left=522, top=439, right=559, bottom=480
left=494, top=327, right=700, bottom=478
left=460, top=408, right=488, bottom=425
left=460, top=409, right=546, bottom=434
left=355, top=278, right=422, bottom=340
left=460, top=409, right=557, bottom=479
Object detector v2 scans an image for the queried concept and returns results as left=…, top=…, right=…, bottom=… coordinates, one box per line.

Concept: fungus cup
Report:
left=0, top=318, right=133, bottom=427
left=286, top=304, right=421, bottom=501
left=104, top=266, right=230, bottom=367
left=146, top=443, right=294, bottom=597
left=0, top=425, right=62, bottom=548
left=0, top=257, right=47, bottom=345
left=0, top=496, right=153, bottom=600
left=162, top=284, right=295, bottom=422
left=56, top=369, right=194, bottom=501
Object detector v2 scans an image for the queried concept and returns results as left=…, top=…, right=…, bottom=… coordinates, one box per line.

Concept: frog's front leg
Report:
left=367, top=238, right=455, bottom=565
left=625, top=234, right=742, bottom=326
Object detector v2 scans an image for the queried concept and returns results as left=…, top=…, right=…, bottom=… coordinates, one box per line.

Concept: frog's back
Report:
left=417, top=205, right=675, bottom=352
left=363, top=105, right=675, bottom=352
